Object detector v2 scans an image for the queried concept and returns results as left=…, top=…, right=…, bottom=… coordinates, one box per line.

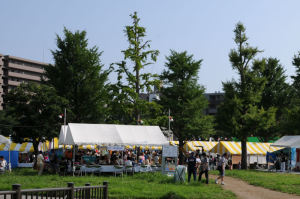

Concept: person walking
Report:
left=215, top=153, right=228, bottom=185
left=187, top=152, right=197, bottom=183
left=198, top=153, right=209, bottom=184
left=37, top=151, right=44, bottom=176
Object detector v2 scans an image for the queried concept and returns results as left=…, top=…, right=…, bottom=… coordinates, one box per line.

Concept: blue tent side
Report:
left=0, top=151, right=19, bottom=168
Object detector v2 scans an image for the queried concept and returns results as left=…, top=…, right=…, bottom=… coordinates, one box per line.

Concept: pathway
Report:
left=210, top=175, right=300, bottom=199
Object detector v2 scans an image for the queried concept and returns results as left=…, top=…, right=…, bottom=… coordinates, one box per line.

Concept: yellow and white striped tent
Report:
left=0, top=137, right=96, bottom=152
left=169, top=141, right=218, bottom=152
left=0, top=142, right=34, bottom=153
left=210, top=141, right=283, bottom=155
left=184, top=141, right=218, bottom=152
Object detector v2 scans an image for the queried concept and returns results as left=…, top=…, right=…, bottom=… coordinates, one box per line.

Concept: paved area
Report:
left=210, top=174, right=300, bottom=199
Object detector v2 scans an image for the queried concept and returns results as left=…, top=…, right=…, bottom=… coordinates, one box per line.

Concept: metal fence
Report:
left=0, top=182, right=108, bottom=199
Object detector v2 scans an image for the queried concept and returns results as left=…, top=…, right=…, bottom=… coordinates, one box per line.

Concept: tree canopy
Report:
left=43, top=28, right=110, bottom=123
left=108, top=12, right=160, bottom=125
left=216, top=23, right=276, bottom=169
left=4, top=83, right=68, bottom=154
left=159, top=50, right=214, bottom=164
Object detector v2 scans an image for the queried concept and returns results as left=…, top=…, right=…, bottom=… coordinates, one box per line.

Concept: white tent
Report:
left=58, top=125, right=68, bottom=145
left=60, top=123, right=169, bottom=146
left=271, top=136, right=300, bottom=148
left=116, top=125, right=168, bottom=146
left=0, top=135, right=11, bottom=145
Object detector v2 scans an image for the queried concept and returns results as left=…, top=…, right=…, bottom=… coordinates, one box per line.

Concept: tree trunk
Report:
left=178, top=139, right=185, bottom=165
left=241, top=138, right=247, bottom=169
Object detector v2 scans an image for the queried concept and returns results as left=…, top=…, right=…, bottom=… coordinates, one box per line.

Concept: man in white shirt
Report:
left=0, top=156, right=7, bottom=173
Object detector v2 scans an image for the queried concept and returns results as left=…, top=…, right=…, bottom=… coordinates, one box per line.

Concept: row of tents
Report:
left=1, top=124, right=300, bottom=169
left=170, top=141, right=283, bottom=155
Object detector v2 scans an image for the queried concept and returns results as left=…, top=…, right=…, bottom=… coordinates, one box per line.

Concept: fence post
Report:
left=67, top=182, right=74, bottom=199
left=103, top=182, right=108, bottom=199
left=85, top=183, right=90, bottom=199
left=12, top=184, right=21, bottom=199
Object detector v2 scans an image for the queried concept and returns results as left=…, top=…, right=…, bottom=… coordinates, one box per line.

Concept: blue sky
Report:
left=1, top=1, right=300, bottom=92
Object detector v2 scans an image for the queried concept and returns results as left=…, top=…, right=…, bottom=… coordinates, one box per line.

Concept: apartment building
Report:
left=204, top=92, right=224, bottom=115
left=0, top=54, right=47, bottom=110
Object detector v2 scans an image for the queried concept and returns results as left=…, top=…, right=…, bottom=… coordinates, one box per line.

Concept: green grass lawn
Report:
left=211, top=169, right=300, bottom=196
left=0, top=169, right=236, bottom=199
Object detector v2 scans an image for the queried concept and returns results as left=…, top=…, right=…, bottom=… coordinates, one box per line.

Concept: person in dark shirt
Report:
left=198, top=153, right=209, bottom=184
left=187, top=152, right=197, bottom=182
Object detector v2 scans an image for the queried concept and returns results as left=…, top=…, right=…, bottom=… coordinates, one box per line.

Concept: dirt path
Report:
left=210, top=175, right=300, bottom=199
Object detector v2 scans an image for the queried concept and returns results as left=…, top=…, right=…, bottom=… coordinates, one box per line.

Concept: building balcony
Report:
left=8, top=63, right=44, bottom=74
left=8, top=71, right=41, bottom=82
left=7, top=80, right=20, bottom=87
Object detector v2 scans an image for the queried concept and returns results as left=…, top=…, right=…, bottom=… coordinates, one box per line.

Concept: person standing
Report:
left=215, top=153, right=228, bottom=185
left=281, top=153, right=286, bottom=172
left=198, top=153, right=209, bottom=184
left=37, top=151, right=44, bottom=176
left=187, top=152, right=197, bottom=183
left=0, top=156, right=7, bottom=173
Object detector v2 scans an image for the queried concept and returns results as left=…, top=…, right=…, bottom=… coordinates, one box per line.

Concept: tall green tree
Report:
left=291, top=52, right=300, bottom=96
left=159, top=50, right=214, bottom=164
left=255, top=58, right=291, bottom=141
left=109, top=12, right=160, bottom=124
left=44, top=28, right=110, bottom=123
left=280, top=52, right=300, bottom=135
left=216, top=23, right=276, bottom=169
left=4, top=83, right=68, bottom=154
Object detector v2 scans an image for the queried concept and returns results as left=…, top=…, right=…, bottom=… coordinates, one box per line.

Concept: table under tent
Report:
left=210, top=141, right=283, bottom=167
left=271, top=136, right=300, bottom=171
left=58, top=123, right=169, bottom=175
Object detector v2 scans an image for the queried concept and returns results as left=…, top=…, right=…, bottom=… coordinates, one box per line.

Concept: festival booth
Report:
left=271, top=136, right=300, bottom=171
left=210, top=141, right=283, bottom=166
left=184, top=141, right=218, bottom=153
left=0, top=136, right=63, bottom=168
left=169, top=141, right=218, bottom=154
left=59, top=123, right=169, bottom=175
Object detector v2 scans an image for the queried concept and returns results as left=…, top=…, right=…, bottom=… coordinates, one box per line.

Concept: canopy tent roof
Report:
left=169, top=141, right=218, bottom=152
left=210, top=141, right=283, bottom=155
left=62, top=123, right=169, bottom=146
left=271, top=136, right=300, bottom=148
left=188, top=141, right=218, bottom=152
left=0, top=135, right=11, bottom=145
left=0, top=140, right=56, bottom=153
left=58, top=125, right=68, bottom=145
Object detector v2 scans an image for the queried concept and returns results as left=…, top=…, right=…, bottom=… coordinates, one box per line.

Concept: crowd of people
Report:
left=186, top=152, right=229, bottom=185
left=30, top=148, right=162, bottom=175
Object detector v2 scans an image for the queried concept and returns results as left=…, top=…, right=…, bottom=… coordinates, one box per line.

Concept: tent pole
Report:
left=9, top=136, right=11, bottom=172
left=9, top=147, right=11, bottom=172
